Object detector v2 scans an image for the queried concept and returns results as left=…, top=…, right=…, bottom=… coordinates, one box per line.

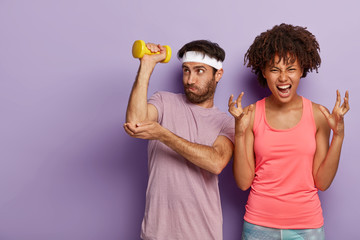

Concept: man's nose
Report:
left=187, top=73, right=196, bottom=84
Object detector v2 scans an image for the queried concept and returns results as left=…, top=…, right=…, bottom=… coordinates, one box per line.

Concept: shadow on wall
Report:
left=219, top=160, right=250, bottom=238
left=242, top=70, right=271, bottom=103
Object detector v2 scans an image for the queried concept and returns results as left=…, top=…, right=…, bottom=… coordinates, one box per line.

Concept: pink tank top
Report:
left=244, top=96, right=324, bottom=229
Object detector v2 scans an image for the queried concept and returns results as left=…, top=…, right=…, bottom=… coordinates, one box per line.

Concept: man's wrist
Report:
left=140, top=58, right=157, bottom=70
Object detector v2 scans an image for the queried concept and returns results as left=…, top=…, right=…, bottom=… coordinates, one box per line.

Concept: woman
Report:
left=229, top=23, right=350, bottom=239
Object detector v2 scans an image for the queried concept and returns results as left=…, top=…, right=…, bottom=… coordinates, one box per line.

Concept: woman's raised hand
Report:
left=319, top=90, right=350, bottom=137
left=228, top=92, right=254, bottom=133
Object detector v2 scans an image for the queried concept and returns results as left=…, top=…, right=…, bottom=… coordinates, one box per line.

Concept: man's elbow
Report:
left=211, top=165, right=224, bottom=175
left=125, top=112, right=145, bottom=124
left=211, top=152, right=232, bottom=175
left=211, top=162, right=227, bottom=175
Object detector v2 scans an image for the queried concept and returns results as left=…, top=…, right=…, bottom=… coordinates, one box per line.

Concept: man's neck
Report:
left=195, top=98, right=214, bottom=108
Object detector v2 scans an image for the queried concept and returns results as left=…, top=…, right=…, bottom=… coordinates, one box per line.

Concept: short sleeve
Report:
left=220, top=115, right=235, bottom=144
left=148, top=91, right=164, bottom=123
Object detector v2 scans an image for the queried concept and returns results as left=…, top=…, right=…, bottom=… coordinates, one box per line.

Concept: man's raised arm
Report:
left=126, top=43, right=167, bottom=123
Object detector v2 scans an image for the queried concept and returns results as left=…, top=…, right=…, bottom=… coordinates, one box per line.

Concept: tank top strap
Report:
left=253, top=98, right=266, bottom=133
left=300, top=96, right=316, bottom=134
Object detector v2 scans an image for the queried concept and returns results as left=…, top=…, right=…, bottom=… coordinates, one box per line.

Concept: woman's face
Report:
left=262, top=55, right=303, bottom=104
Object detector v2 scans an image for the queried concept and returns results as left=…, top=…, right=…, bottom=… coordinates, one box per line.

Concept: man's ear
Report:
left=215, top=68, right=224, bottom=83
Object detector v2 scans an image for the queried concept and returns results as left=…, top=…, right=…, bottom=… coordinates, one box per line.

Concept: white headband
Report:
left=181, top=51, right=223, bottom=70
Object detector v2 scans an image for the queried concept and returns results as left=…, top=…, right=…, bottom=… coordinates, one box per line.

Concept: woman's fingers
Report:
left=236, top=92, right=244, bottom=107
left=228, top=94, right=234, bottom=106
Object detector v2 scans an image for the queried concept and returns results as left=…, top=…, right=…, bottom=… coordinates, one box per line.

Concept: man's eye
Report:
left=270, top=69, right=278, bottom=72
left=198, top=69, right=204, bottom=73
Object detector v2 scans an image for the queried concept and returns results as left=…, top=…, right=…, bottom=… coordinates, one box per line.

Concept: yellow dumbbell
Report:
left=132, top=40, right=171, bottom=63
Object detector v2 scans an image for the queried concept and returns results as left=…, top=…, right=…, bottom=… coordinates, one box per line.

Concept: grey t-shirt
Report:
left=141, top=91, right=234, bottom=240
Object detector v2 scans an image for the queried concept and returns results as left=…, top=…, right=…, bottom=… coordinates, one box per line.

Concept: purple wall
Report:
left=0, top=0, right=359, bottom=239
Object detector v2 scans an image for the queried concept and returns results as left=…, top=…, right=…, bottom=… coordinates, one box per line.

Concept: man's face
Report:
left=182, top=62, right=220, bottom=106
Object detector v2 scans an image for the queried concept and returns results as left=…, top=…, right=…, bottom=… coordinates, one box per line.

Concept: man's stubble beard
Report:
left=184, top=76, right=217, bottom=104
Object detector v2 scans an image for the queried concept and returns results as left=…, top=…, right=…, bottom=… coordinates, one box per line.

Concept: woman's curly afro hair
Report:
left=244, top=23, right=321, bottom=87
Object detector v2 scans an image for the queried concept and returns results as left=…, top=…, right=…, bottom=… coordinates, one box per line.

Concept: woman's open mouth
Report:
left=277, top=84, right=291, bottom=97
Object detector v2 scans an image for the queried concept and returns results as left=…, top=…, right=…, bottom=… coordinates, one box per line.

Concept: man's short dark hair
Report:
left=178, top=40, right=225, bottom=74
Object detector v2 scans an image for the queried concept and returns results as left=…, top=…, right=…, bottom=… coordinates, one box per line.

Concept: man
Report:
left=124, top=40, right=234, bottom=240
